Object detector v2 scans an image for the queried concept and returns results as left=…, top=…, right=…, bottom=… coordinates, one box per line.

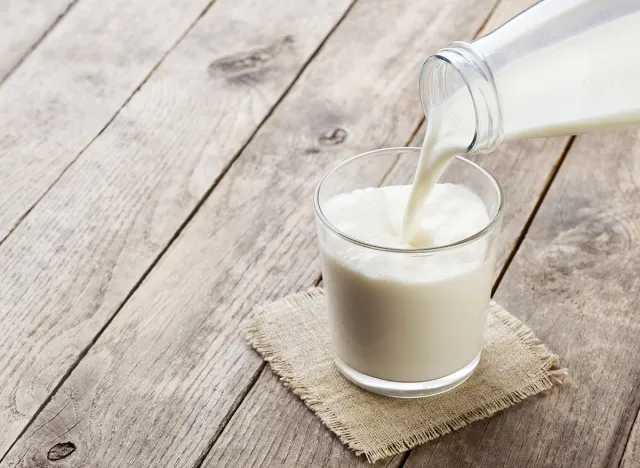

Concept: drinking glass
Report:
left=314, top=147, right=503, bottom=398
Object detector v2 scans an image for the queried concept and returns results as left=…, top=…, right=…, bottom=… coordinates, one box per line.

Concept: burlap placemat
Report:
left=245, top=288, right=566, bottom=462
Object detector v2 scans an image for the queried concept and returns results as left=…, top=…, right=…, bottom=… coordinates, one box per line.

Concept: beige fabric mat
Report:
left=245, top=288, right=566, bottom=463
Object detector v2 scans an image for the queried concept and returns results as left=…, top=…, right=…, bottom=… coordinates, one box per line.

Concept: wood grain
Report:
left=0, top=0, right=355, bottom=459
left=404, top=128, right=640, bottom=467
left=0, top=0, right=509, bottom=465
left=0, top=0, right=218, bottom=244
left=0, top=0, right=75, bottom=81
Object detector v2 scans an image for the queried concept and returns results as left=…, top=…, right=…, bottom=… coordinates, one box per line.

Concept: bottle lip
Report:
left=419, top=41, right=504, bottom=154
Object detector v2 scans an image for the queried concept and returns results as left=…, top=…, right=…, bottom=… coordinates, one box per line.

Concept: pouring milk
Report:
left=317, top=0, right=640, bottom=397
left=404, top=8, right=640, bottom=245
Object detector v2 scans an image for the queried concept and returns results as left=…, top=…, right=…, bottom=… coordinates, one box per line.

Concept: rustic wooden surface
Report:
left=0, top=0, right=637, bottom=467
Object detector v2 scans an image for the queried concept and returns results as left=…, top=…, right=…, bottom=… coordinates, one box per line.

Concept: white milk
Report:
left=321, top=184, right=494, bottom=382
left=403, top=10, right=640, bottom=244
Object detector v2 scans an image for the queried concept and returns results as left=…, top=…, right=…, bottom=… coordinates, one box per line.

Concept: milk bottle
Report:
left=405, top=0, right=640, bottom=242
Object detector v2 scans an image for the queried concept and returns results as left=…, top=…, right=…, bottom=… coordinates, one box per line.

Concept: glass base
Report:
left=334, top=352, right=481, bottom=398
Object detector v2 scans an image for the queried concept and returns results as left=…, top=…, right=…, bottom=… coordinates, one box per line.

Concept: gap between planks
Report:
left=619, top=405, right=640, bottom=468
left=0, top=0, right=80, bottom=89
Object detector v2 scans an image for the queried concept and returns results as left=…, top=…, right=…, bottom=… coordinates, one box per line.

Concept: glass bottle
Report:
left=419, top=0, right=640, bottom=154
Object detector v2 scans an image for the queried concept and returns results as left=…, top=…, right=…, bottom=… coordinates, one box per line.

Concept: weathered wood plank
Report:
left=0, top=0, right=75, bottom=82
left=0, top=0, right=355, bottom=459
left=0, top=0, right=508, bottom=465
left=404, top=128, right=640, bottom=467
left=0, top=0, right=219, bottom=244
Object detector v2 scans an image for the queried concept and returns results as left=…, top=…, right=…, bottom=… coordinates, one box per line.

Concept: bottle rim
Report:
left=419, top=41, right=504, bottom=154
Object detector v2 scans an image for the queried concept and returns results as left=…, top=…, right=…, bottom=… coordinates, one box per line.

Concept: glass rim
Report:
left=313, top=146, right=504, bottom=254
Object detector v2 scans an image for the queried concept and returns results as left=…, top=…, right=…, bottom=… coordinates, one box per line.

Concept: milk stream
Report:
left=401, top=108, right=465, bottom=245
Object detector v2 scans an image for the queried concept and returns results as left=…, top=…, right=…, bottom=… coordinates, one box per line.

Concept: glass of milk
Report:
left=314, top=147, right=503, bottom=398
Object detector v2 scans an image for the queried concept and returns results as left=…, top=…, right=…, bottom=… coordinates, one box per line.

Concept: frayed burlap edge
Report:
left=244, top=288, right=567, bottom=463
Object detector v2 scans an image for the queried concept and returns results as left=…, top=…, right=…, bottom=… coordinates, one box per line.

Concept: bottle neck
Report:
left=420, top=41, right=504, bottom=153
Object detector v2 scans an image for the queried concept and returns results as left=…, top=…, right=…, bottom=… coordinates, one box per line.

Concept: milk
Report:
left=320, top=184, right=494, bottom=382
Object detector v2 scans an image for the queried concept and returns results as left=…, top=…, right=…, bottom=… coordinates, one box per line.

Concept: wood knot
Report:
left=319, top=128, right=347, bottom=145
left=208, top=35, right=294, bottom=82
left=48, top=442, right=76, bottom=461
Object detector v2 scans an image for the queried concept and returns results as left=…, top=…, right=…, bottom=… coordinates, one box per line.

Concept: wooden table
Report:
left=1, top=0, right=639, bottom=466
